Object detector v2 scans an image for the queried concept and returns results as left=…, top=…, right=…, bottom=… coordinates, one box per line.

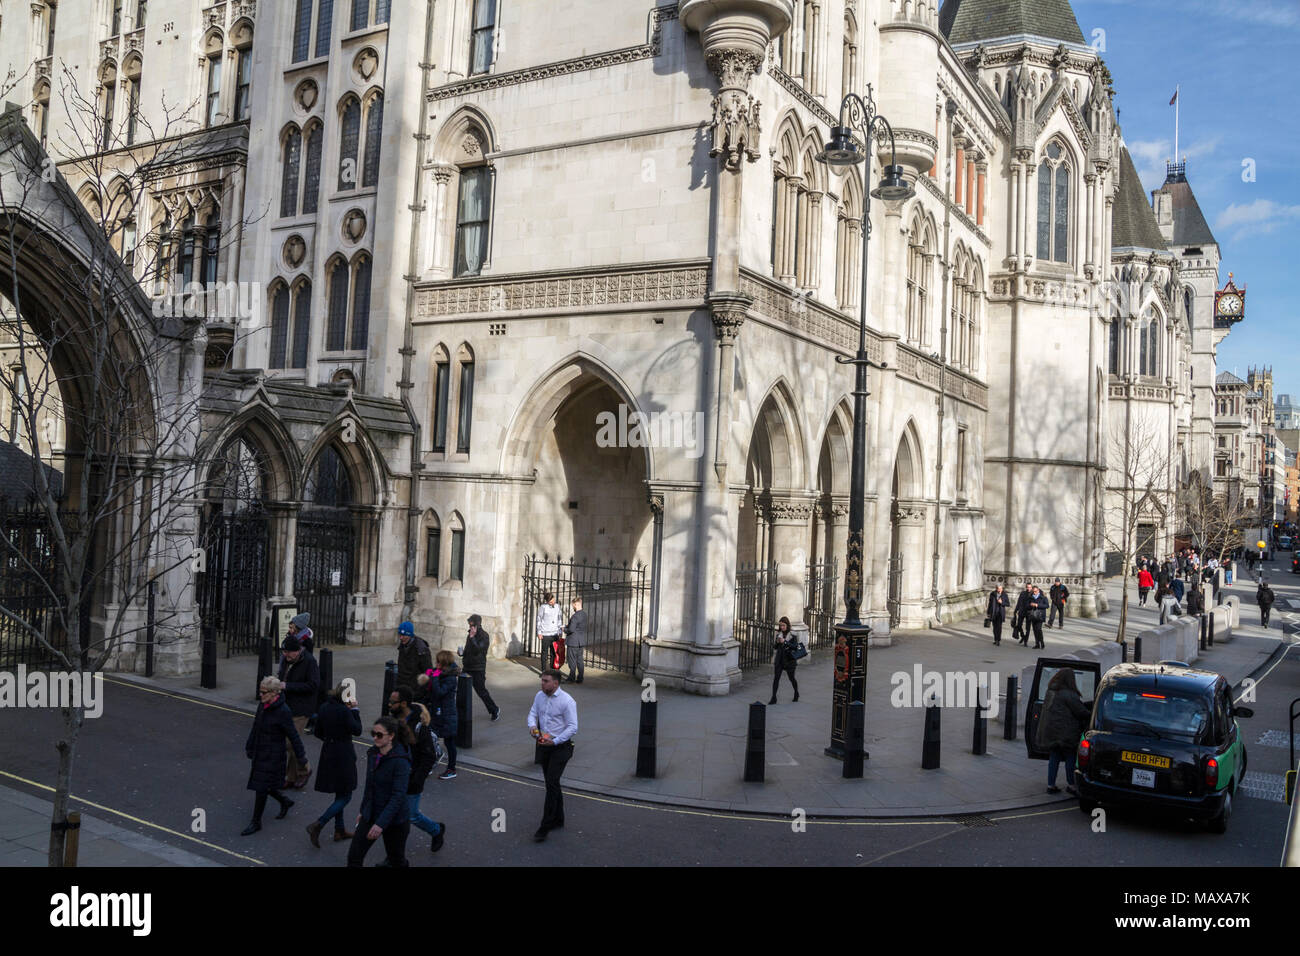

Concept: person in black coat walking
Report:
left=1257, top=580, right=1275, bottom=627
left=277, top=635, right=320, bottom=789
left=1048, top=578, right=1069, bottom=629
left=306, top=684, right=361, bottom=848
left=347, top=716, right=414, bottom=867
left=1013, top=583, right=1034, bottom=645
left=243, top=677, right=309, bottom=836
left=423, top=650, right=461, bottom=780
left=459, top=614, right=500, bottom=721
left=986, top=584, right=1010, bottom=645
left=389, top=686, right=446, bottom=854
left=1026, top=586, right=1049, bottom=649
left=396, top=621, right=432, bottom=694
left=768, top=616, right=799, bottom=704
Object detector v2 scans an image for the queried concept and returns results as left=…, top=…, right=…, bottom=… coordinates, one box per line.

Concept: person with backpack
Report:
left=768, top=616, right=801, bottom=704
left=1257, top=580, right=1276, bottom=627
left=347, top=716, right=413, bottom=867
left=387, top=687, right=445, bottom=855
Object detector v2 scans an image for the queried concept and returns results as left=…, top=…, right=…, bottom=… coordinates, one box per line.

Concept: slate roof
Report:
left=1216, top=371, right=1245, bottom=387
left=939, top=0, right=1086, bottom=46
left=1112, top=146, right=1167, bottom=251
left=1155, top=166, right=1217, bottom=247
left=0, top=440, right=63, bottom=502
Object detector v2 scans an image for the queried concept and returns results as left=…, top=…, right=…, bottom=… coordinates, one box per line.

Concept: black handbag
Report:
left=983, top=618, right=991, bottom=628
left=787, top=640, right=808, bottom=661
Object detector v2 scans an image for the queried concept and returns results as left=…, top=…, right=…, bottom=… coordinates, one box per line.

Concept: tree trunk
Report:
left=1117, top=577, right=1129, bottom=644
left=48, top=706, right=84, bottom=866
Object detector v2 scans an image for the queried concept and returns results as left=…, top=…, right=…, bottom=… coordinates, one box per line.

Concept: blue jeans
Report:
left=317, top=791, right=353, bottom=831
left=407, top=793, right=443, bottom=837
left=1047, top=747, right=1077, bottom=788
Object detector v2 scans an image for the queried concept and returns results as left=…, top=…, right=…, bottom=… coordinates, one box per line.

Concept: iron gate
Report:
left=0, top=500, right=66, bottom=668
left=804, top=557, right=838, bottom=649
left=887, top=553, right=904, bottom=629
left=198, top=509, right=269, bottom=657
left=520, top=554, right=647, bottom=674
left=294, top=511, right=353, bottom=647
left=734, top=561, right=777, bottom=670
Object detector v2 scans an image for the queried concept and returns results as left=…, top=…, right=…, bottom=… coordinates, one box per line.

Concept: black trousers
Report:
left=1049, top=604, right=1065, bottom=628
left=1261, top=607, right=1271, bottom=626
left=466, top=670, right=498, bottom=717
left=538, top=740, right=574, bottom=832
left=346, top=817, right=411, bottom=867
left=567, top=645, right=585, bottom=680
left=251, top=788, right=289, bottom=824
left=1030, top=619, right=1044, bottom=647
left=991, top=618, right=1003, bottom=643
left=771, top=660, right=798, bottom=699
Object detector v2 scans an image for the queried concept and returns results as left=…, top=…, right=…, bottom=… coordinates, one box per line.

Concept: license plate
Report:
left=1131, top=768, right=1156, bottom=788
left=1121, top=750, right=1171, bottom=769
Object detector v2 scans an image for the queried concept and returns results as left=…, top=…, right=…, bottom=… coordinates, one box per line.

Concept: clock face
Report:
left=1218, top=293, right=1242, bottom=315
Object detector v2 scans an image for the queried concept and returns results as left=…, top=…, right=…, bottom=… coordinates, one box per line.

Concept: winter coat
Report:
left=397, top=635, right=433, bottom=692
left=277, top=652, right=321, bottom=718
left=1185, top=589, right=1205, bottom=615
left=358, top=743, right=412, bottom=829
left=312, top=697, right=362, bottom=795
left=1035, top=685, right=1090, bottom=752
left=1137, top=569, right=1154, bottom=590
left=773, top=631, right=799, bottom=668
left=1029, top=592, right=1049, bottom=621
left=245, top=695, right=306, bottom=793
left=1258, top=585, right=1275, bottom=609
left=1013, top=589, right=1034, bottom=622
left=1049, top=583, right=1069, bottom=607
left=986, top=590, right=1010, bottom=621
left=564, top=609, right=589, bottom=648
left=427, top=665, right=460, bottom=737
left=1171, top=578, right=1186, bottom=602
left=461, top=629, right=491, bottom=673
left=404, top=706, right=440, bottom=795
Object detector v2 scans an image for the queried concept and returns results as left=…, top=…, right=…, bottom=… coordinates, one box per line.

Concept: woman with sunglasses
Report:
left=346, top=715, right=414, bottom=867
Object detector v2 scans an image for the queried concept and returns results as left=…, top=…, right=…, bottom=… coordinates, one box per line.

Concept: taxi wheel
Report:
left=1207, top=788, right=1232, bottom=835
left=1077, top=798, right=1097, bottom=815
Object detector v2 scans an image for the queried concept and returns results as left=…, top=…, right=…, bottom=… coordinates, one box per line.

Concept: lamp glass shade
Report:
left=871, top=164, right=914, bottom=201
left=817, top=126, right=863, bottom=166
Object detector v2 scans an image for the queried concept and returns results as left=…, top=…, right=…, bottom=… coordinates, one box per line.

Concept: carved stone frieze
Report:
left=768, top=498, right=816, bottom=522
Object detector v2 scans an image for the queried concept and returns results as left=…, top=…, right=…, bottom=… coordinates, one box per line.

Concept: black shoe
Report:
left=533, top=828, right=548, bottom=842
left=491, top=710, right=501, bottom=722
left=993, top=641, right=1000, bottom=646
left=1046, top=786, right=1061, bottom=794
left=768, top=697, right=777, bottom=705
left=432, top=824, right=445, bottom=852
left=792, top=694, right=799, bottom=702
left=241, top=821, right=262, bottom=836
left=275, top=798, right=294, bottom=820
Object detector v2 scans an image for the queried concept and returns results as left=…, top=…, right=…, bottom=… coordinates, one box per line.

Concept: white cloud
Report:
left=1215, top=199, right=1300, bottom=242
left=1125, top=137, right=1221, bottom=193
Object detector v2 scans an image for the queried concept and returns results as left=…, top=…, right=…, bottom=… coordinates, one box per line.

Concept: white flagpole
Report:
left=1174, top=85, right=1179, bottom=165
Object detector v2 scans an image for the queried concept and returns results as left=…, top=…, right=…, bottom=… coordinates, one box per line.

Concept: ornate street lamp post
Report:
left=816, top=86, right=914, bottom=762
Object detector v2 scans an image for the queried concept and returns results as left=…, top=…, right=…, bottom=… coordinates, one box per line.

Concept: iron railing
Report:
left=804, top=557, right=838, bottom=649
left=734, top=561, right=777, bottom=670
left=293, top=510, right=353, bottom=648
left=198, top=508, right=269, bottom=657
left=520, top=554, right=648, bottom=674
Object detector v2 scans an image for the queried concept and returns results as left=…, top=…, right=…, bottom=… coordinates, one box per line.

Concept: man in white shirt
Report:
left=536, top=592, right=564, bottom=668
left=527, top=669, right=578, bottom=842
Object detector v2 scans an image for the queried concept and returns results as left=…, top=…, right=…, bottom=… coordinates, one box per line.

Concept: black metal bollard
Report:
left=972, top=684, right=988, bottom=755
left=636, top=699, right=657, bottom=778
left=456, top=673, right=473, bottom=749
left=1134, top=636, right=1143, bottom=664
left=200, top=625, right=217, bottom=689
left=1004, top=675, right=1018, bottom=741
left=318, top=648, right=334, bottom=710
left=922, top=696, right=941, bottom=769
left=1200, top=613, right=1208, bottom=651
left=255, top=637, right=273, bottom=701
left=1208, top=612, right=1215, bottom=647
left=380, top=660, right=397, bottom=723
left=1121, top=640, right=1128, bottom=663
left=843, top=701, right=865, bottom=779
left=743, top=702, right=765, bottom=783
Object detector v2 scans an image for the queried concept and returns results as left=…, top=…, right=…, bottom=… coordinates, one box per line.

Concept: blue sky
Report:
left=1073, top=0, right=1300, bottom=400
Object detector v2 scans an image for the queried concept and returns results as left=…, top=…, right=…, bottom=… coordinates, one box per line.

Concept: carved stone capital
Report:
left=707, top=291, right=752, bottom=343
left=768, top=497, right=816, bottom=523
left=647, top=490, right=665, bottom=516
left=705, top=49, right=764, bottom=169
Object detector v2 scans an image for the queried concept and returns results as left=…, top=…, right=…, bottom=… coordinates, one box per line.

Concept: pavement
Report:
left=106, top=572, right=1291, bottom=821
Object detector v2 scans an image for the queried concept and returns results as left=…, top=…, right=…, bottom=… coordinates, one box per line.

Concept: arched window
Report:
left=302, top=122, right=323, bottom=214
left=293, top=0, right=332, bottom=62
left=424, top=510, right=441, bottom=578
left=1108, top=317, right=1121, bottom=374
left=291, top=279, right=312, bottom=368
left=1139, top=309, right=1159, bottom=377
left=448, top=512, right=466, bottom=582
left=771, top=126, right=800, bottom=283
left=430, top=112, right=496, bottom=278
left=99, top=62, right=117, bottom=150
left=203, top=211, right=220, bottom=285
left=269, top=283, right=291, bottom=369
left=835, top=172, right=862, bottom=311
left=430, top=343, right=450, bottom=453
left=362, top=92, right=383, bottom=188
left=469, top=0, right=496, bottom=75
left=281, top=126, right=302, bottom=218
left=178, top=213, right=197, bottom=285
left=122, top=55, right=141, bottom=144
left=338, top=96, right=360, bottom=190
left=453, top=161, right=490, bottom=276
left=1184, top=288, right=1194, bottom=325
left=905, top=215, right=932, bottom=344
left=351, top=254, right=372, bottom=350
left=967, top=262, right=982, bottom=372
left=203, top=34, right=223, bottom=127
left=455, top=343, right=474, bottom=454
left=233, top=34, right=253, bottom=121
left=842, top=13, right=858, bottom=98
left=33, top=81, right=51, bottom=147
left=1036, top=141, right=1071, bottom=263
left=325, top=256, right=349, bottom=351
left=801, top=0, right=820, bottom=93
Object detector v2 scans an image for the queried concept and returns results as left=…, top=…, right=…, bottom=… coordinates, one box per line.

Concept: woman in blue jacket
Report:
left=428, top=650, right=461, bottom=780
left=346, top=715, right=413, bottom=867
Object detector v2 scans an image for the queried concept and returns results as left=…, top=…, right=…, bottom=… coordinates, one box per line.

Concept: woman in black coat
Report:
left=768, top=616, right=799, bottom=704
left=346, top=715, right=414, bottom=867
left=306, top=685, right=362, bottom=847
left=985, top=584, right=1010, bottom=645
left=425, top=650, right=461, bottom=779
left=243, top=677, right=309, bottom=836
left=1035, top=669, right=1091, bottom=794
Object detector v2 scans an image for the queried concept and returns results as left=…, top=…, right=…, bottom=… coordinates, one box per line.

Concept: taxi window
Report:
left=1095, top=687, right=1209, bottom=742
left=1038, top=665, right=1097, bottom=703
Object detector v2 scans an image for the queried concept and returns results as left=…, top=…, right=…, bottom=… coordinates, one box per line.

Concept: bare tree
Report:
left=0, top=64, right=255, bottom=865
left=1179, top=477, right=1253, bottom=572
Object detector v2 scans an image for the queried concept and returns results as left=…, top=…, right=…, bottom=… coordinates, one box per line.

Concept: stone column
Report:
left=427, top=165, right=455, bottom=273
left=1083, top=171, right=1096, bottom=275
left=1020, top=151, right=1036, bottom=269
left=954, top=142, right=965, bottom=206
left=1009, top=160, right=1021, bottom=264
left=768, top=495, right=815, bottom=639
left=976, top=161, right=987, bottom=227
left=803, top=189, right=823, bottom=291
left=965, top=157, right=975, bottom=217
left=781, top=176, right=801, bottom=283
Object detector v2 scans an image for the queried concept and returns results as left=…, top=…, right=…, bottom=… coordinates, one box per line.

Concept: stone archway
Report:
left=888, top=423, right=927, bottom=629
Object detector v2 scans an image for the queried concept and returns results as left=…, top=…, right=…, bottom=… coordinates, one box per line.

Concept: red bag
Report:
left=551, top=636, right=566, bottom=668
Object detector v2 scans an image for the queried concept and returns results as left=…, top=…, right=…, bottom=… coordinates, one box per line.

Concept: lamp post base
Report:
left=826, top=620, right=870, bottom=760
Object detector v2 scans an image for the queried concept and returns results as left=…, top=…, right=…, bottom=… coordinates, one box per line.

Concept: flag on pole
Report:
left=1170, top=89, right=1178, bottom=105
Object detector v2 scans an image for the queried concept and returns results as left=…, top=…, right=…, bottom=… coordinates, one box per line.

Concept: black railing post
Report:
left=1134, top=636, right=1143, bottom=663
left=972, top=682, right=988, bottom=755
left=1200, top=612, right=1208, bottom=651
left=1004, top=675, right=1018, bottom=740
left=200, top=624, right=217, bottom=689
left=743, top=701, right=765, bottom=782
left=922, top=695, right=941, bottom=769
left=1208, top=612, right=1215, bottom=647
left=1121, top=640, right=1128, bottom=663
left=636, top=698, right=657, bottom=778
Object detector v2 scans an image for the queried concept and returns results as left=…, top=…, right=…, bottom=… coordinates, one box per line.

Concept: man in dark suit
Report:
left=1013, top=583, right=1034, bottom=645
left=986, top=585, right=1010, bottom=645
left=1048, top=578, right=1070, bottom=629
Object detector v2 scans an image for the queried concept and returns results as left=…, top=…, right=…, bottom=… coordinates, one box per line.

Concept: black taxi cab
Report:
left=1074, top=662, right=1252, bottom=833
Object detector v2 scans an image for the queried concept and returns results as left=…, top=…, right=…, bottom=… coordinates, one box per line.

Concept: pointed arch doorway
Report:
left=294, top=445, right=355, bottom=647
